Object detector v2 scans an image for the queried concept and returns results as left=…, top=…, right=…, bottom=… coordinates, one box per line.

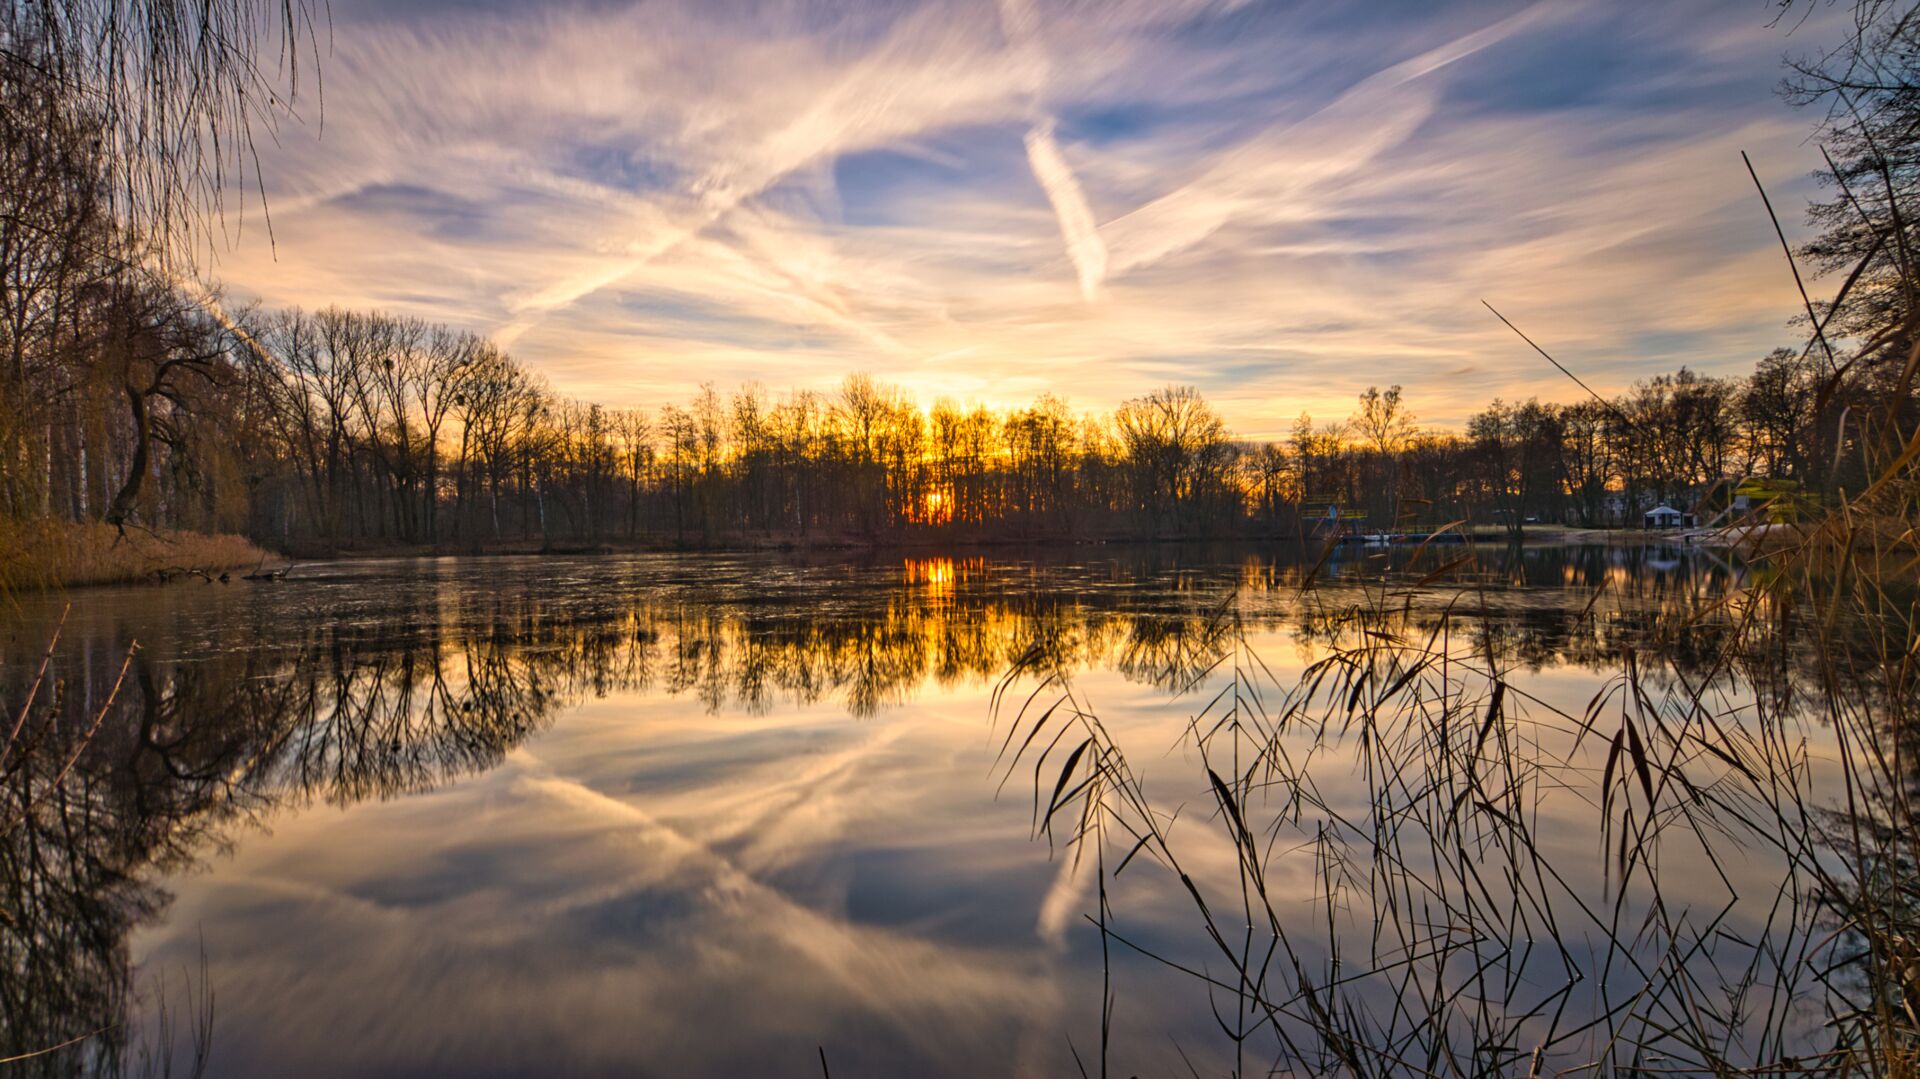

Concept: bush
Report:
left=0, top=520, right=272, bottom=590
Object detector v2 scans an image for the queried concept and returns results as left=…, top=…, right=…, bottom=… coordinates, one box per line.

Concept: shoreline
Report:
left=15, top=523, right=1747, bottom=593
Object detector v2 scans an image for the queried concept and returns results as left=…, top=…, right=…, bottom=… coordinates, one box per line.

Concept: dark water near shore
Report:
left=0, top=543, right=1821, bottom=1076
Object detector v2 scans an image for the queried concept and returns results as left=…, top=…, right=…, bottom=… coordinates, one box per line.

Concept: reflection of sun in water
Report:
left=904, top=557, right=956, bottom=599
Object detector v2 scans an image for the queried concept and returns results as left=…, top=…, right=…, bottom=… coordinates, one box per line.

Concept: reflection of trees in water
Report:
left=0, top=548, right=1787, bottom=1074
left=1114, top=607, right=1234, bottom=692
left=2, top=763, right=173, bottom=1076
left=1276, top=544, right=1818, bottom=700
left=0, top=610, right=563, bottom=1074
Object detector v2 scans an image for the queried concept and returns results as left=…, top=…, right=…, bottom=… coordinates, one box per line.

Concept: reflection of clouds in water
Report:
left=525, top=709, right=920, bottom=880
left=1034, top=847, right=1096, bottom=952
left=141, top=757, right=1070, bottom=1076
left=7, top=547, right=1787, bottom=1076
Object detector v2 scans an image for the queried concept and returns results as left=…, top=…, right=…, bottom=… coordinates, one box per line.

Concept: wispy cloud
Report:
left=216, top=0, right=1847, bottom=431
left=1024, top=123, right=1109, bottom=302
left=1099, top=1, right=1563, bottom=284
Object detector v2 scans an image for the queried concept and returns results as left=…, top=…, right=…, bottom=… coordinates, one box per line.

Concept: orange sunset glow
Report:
left=202, top=1, right=1845, bottom=433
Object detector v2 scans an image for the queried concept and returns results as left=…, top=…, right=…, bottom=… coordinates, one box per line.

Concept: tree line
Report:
left=5, top=286, right=1903, bottom=550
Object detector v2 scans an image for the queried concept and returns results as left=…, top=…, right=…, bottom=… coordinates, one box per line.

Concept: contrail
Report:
left=1025, top=122, right=1109, bottom=303
left=999, top=0, right=1108, bottom=304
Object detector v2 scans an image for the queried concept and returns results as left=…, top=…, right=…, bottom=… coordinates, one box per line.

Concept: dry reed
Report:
left=0, top=520, right=270, bottom=591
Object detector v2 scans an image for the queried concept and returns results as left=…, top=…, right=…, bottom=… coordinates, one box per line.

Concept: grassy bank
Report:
left=0, top=520, right=273, bottom=590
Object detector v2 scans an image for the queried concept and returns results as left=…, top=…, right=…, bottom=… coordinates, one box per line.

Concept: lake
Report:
left=0, top=543, right=1841, bottom=1076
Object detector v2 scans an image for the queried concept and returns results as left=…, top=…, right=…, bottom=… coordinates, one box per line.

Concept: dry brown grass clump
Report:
left=0, top=520, right=272, bottom=590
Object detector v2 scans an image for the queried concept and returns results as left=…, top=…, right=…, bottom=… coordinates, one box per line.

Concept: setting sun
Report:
left=921, top=488, right=951, bottom=525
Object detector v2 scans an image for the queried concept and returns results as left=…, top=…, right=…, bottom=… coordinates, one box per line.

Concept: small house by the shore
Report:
left=1643, top=505, right=1694, bottom=529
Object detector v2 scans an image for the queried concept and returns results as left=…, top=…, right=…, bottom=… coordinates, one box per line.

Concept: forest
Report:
left=1, top=290, right=1894, bottom=552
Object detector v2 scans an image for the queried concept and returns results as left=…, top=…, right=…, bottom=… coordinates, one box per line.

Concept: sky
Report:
left=215, top=0, right=1850, bottom=437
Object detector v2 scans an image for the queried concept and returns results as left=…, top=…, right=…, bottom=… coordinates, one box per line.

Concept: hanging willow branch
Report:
left=0, top=0, right=323, bottom=269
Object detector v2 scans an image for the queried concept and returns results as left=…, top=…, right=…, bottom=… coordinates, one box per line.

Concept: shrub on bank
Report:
left=0, top=520, right=272, bottom=590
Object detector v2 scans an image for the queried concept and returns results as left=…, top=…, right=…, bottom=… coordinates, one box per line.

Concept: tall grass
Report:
left=0, top=520, right=269, bottom=591
left=996, top=526, right=1917, bottom=1073
left=994, top=282, right=1920, bottom=1076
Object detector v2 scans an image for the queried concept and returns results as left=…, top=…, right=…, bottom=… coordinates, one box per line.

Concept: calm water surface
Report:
left=2, top=544, right=1808, bottom=1076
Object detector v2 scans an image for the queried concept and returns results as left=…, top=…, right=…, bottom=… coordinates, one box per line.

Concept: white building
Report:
left=1643, top=505, right=1694, bottom=529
